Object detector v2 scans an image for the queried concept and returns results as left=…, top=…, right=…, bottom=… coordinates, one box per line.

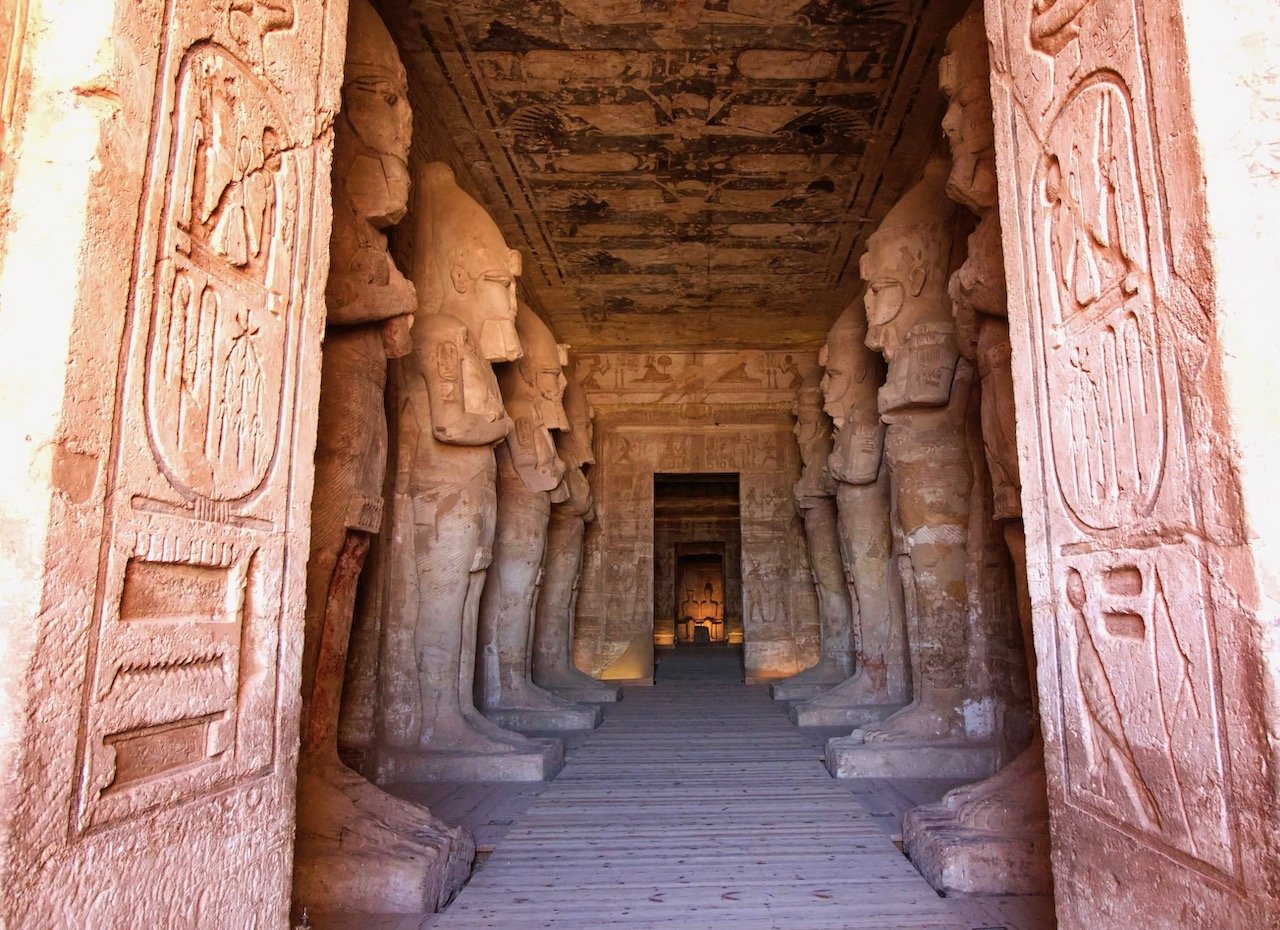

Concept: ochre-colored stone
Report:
left=770, top=371, right=856, bottom=702
left=476, top=302, right=602, bottom=731
left=372, top=162, right=562, bottom=782
left=292, top=3, right=473, bottom=914
left=901, top=2, right=1051, bottom=897
left=532, top=376, right=622, bottom=703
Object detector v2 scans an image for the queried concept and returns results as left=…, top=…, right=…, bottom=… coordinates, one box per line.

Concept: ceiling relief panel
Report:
left=383, top=0, right=965, bottom=351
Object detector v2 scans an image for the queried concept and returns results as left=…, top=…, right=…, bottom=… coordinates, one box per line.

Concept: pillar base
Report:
left=293, top=843, right=470, bottom=916
left=291, top=766, right=475, bottom=914
left=903, top=804, right=1052, bottom=895
left=771, top=680, right=837, bottom=702
left=545, top=683, right=623, bottom=703
left=484, top=702, right=602, bottom=732
left=374, top=739, right=564, bottom=782
left=790, top=701, right=903, bottom=728
left=824, top=736, right=999, bottom=779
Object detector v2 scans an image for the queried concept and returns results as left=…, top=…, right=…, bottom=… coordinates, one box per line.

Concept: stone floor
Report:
left=305, top=647, right=1055, bottom=930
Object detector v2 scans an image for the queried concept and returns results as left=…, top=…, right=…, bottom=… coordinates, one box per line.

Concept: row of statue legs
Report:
left=851, top=420, right=970, bottom=744
left=476, top=456, right=602, bottom=729
left=372, top=472, right=562, bottom=782
left=791, top=471, right=909, bottom=726
left=295, top=528, right=473, bottom=913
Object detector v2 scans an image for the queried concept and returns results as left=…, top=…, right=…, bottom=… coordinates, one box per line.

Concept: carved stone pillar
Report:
left=0, top=0, right=347, bottom=922
left=477, top=304, right=602, bottom=731
left=825, top=158, right=1000, bottom=779
left=983, top=0, right=1280, bottom=923
left=771, top=372, right=857, bottom=701
left=371, top=163, right=561, bottom=782
left=532, top=376, right=622, bottom=703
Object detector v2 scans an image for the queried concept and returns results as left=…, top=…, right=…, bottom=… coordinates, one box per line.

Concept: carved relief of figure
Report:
left=790, top=304, right=909, bottom=728
left=532, top=376, right=622, bottom=702
left=770, top=371, right=857, bottom=701
left=901, top=4, right=1052, bottom=897
left=373, top=162, right=561, bottom=782
left=853, top=156, right=976, bottom=744
left=476, top=305, right=602, bottom=731
left=292, top=2, right=473, bottom=912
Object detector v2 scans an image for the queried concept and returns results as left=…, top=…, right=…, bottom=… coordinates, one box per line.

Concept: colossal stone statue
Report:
left=373, top=162, right=562, bottom=782
left=790, top=304, right=909, bottom=727
left=292, top=3, right=473, bottom=913
left=770, top=371, right=856, bottom=701
left=826, top=157, right=997, bottom=779
left=476, top=304, right=603, bottom=731
left=532, top=376, right=622, bottom=703
left=902, top=1, right=1051, bottom=895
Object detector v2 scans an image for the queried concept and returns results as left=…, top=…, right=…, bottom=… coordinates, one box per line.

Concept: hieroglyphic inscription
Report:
left=77, top=3, right=309, bottom=833
left=146, top=43, right=299, bottom=503
left=1036, top=78, right=1164, bottom=529
left=995, top=0, right=1238, bottom=875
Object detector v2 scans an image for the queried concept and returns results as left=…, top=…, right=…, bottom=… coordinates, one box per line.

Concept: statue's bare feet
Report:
left=461, top=703, right=542, bottom=747
left=811, top=668, right=884, bottom=708
left=423, top=720, right=539, bottom=757
left=495, top=680, right=583, bottom=712
left=855, top=700, right=962, bottom=744
left=940, top=741, right=1044, bottom=810
left=318, top=763, right=459, bottom=842
left=779, top=658, right=851, bottom=687
left=955, top=780, right=1049, bottom=832
left=296, top=766, right=452, bottom=855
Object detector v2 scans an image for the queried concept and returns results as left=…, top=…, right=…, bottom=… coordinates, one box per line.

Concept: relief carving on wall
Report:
left=992, top=0, right=1240, bottom=877
left=77, top=3, right=312, bottom=833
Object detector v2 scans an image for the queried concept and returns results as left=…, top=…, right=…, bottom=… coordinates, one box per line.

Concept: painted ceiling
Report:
left=383, top=0, right=965, bottom=351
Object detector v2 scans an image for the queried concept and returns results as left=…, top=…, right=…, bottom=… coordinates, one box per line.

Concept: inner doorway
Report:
left=675, top=550, right=725, bottom=645
left=652, top=473, right=743, bottom=681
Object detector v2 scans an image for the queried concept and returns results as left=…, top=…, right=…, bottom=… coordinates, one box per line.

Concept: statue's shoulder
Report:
left=417, top=311, right=469, bottom=341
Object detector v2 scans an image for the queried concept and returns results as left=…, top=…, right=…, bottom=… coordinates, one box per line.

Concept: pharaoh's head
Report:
left=338, top=0, right=412, bottom=227
left=818, top=304, right=875, bottom=429
left=412, top=162, right=523, bottom=361
left=939, top=2, right=997, bottom=213
left=514, top=302, right=570, bottom=431
left=860, top=158, right=955, bottom=359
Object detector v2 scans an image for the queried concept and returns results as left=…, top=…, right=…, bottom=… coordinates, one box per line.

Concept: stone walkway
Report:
left=421, top=656, right=975, bottom=930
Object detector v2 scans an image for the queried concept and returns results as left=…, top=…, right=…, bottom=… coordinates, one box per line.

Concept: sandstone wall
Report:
left=0, top=0, right=344, bottom=925
left=988, top=0, right=1280, bottom=923
left=573, top=350, right=822, bottom=683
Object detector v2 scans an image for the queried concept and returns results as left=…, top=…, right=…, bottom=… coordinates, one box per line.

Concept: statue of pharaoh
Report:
left=532, top=375, right=621, bottom=703
left=855, top=156, right=977, bottom=745
left=293, top=0, right=472, bottom=912
left=476, top=303, right=602, bottom=731
left=373, top=162, right=562, bottom=782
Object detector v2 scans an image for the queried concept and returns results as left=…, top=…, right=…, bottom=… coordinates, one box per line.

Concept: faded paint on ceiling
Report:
left=381, top=0, right=965, bottom=351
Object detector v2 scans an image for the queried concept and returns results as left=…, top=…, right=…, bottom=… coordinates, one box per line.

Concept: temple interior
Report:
left=2, top=0, right=1280, bottom=927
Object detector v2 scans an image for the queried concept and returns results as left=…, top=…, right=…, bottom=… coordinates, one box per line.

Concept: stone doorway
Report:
left=652, top=473, right=743, bottom=653
left=674, top=551, right=726, bottom=645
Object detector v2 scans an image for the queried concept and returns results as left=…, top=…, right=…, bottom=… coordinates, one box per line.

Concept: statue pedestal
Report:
left=790, top=700, right=902, bottom=728
left=484, top=702, right=602, bottom=732
left=769, top=659, right=852, bottom=702
left=824, top=736, right=999, bottom=779
left=544, top=682, right=622, bottom=703
left=292, top=766, right=474, bottom=914
left=374, top=739, right=563, bottom=782
left=771, top=680, right=836, bottom=701
left=902, top=805, right=1053, bottom=895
